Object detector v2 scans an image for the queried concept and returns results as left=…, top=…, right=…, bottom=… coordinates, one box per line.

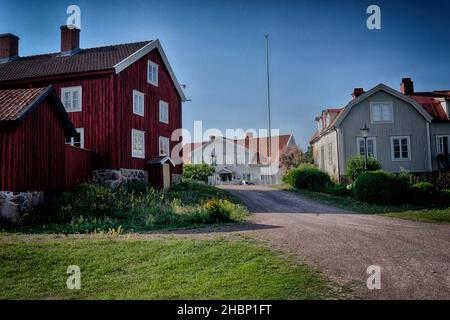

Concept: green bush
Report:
left=182, top=163, right=215, bottom=183
left=345, top=156, right=381, bottom=181
left=121, top=179, right=150, bottom=196
left=409, top=182, right=438, bottom=205
left=327, top=184, right=351, bottom=197
left=283, top=164, right=331, bottom=192
left=353, top=170, right=409, bottom=204
left=204, top=199, right=233, bottom=222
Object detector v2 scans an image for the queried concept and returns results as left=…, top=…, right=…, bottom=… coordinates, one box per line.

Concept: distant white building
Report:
left=183, top=133, right=298, bottom=185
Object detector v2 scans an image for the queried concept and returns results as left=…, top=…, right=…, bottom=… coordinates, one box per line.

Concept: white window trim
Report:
left=391, top=136, right=411, bottom=161
left=356, top=137, right=377, bottom=159
left=61, top=86, right=82, bottom=112
left=159, top=136, right=170, bottom=156
left=131, top=129, right=146, bottom=159
left=159, top=100, right=169, bottom=124
left=132, top=90, right=145, bottom=117
left=370, top=101, right=394, bottom=124
left=436, top=135, right=450, bottom=154
left=147, top=60, right=159, bottom=86
left=66, top=128, right=85, bottom=149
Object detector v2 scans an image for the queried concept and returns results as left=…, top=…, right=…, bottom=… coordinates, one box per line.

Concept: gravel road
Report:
left=219, top=185, right=450, bottom=299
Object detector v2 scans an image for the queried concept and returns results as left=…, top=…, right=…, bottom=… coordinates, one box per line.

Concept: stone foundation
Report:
left=93, top=168, right=148, bottom=189
left=0, top=191, right=44, bottom=223
left=171, top=174, right=182, bottom=185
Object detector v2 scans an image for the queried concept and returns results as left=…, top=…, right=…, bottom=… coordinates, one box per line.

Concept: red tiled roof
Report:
left=0, top=87, right=46, bottom=121
left=0, top=41, right=151, bottom=82
left=409, top=95, right=448, bottom=121
left=182, top=134, right=294, bottom=164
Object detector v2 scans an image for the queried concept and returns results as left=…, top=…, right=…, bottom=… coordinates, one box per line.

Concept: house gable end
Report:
left=334, top=83, right=433, bottom=128
left=114, top=39, right=187, bottom=102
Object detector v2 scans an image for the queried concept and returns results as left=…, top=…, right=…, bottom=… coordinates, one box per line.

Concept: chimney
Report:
left=0, top=33, right=19, bottom=63
left=209, top=135, right=216, bottom=142
left=400, top=78, right=414, bottom=95
left=352, top=88, right=365, bottom=99
left=245, top=132, right=253, bottom=140
left=60, top=25, right=80, bottom=56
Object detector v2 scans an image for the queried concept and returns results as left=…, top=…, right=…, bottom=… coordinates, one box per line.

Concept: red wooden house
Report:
left=0, top=26, right=186, bottom=190
left=0, top=86, right=82, bottom=191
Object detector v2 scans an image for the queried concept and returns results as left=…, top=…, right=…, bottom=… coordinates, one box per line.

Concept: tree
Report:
left=182, top=163, right=215, bottom=183
left=344, top=156, right=381, bottom=181
left=280, top=147, right=313, bottom=173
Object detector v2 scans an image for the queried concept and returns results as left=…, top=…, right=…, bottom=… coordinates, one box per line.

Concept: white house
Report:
left=183, top=133, right=298, bottom=185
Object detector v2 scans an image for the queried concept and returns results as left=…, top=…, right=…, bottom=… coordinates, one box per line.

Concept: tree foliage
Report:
left=281, top=147, right=313, bottom=173
left=182, top=163, right=215, bottom=183
left=345, top=156, right=381, bottom=181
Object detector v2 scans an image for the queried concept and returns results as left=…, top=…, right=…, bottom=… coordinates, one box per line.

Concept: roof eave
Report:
left=113, top=39, right=187, bottom=102
left=15, top=85, right=77, bottom=136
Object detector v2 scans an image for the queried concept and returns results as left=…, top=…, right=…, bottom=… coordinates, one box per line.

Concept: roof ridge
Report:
left=17, top=40, right=152, bottom=59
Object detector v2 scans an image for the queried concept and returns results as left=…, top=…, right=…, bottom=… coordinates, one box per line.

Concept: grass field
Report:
left=277, top=184, right=450, bottom=223
left=2, top=182, right=248, bottom=234
left=0, top=237, right=332, bottom=300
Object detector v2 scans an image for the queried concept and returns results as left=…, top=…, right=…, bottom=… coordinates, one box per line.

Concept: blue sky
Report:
left=1, top=0, right=450, bottom=148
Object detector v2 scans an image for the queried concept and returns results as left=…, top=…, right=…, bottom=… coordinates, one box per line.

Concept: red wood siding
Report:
left=0, top=99, right=66, bottom=191
left=0, top=47, right=183, bottom=186
left=115, top=48, right=183, bottom=174
left=0, top=73, right=116, bottom=169
left=65, top=145, right=93, bottom=188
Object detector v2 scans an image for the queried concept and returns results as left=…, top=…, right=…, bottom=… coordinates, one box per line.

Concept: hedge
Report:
left=283, top=164, right=331, bottom=192
left=353, top=170, right=409, bottom=204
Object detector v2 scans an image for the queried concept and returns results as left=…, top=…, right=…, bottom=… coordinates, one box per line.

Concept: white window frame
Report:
left=159, top=100, right=169, bottom=124
left=356, top=137, right=377, bottom=158
left=66, top=128, right=85, bottom=149
left=370, top=101, right=394, bottom=124
left=131, top=129, right=145, bottom=159
left=61, top=86, right=82, bottom=112
left=132, top=90, right=145, bottom=117
left=159, top=136, right=170, bottom=156
left=436, top=135, right=450, bottom=154
left=147, top=60, right=159, bottom=86
left=391, top=136, right=411, bottom=161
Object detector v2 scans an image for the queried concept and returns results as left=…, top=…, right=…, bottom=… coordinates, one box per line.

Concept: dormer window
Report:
left=370, top=101, right=393, bottom=123
left=147, top=60, right=159, bottom=86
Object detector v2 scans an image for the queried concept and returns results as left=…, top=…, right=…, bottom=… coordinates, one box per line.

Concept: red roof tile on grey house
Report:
left=0, top=41, right=151, bottom=82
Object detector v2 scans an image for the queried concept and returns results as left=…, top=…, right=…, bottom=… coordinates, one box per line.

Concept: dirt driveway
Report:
left=219, top=185, right=450, bottom=299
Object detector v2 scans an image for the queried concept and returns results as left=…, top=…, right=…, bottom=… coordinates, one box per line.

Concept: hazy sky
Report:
left=1, top=0, right=450, bottom=148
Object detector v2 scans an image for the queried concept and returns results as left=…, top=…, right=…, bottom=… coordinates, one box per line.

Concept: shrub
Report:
left=409, top=182, right=438, bottom=205
left=203, top=199, right=233, bottom=222
left=182, top=163, right=215, bottom=183
left=345, top=156, right=381, bottom=181
left=353, top=170, right=409, bottom=204
left=327, top=183, right=351, bottom=197
left=121, top=179, right=150, bottom=196
left=283, top=164, right=331, bottom=192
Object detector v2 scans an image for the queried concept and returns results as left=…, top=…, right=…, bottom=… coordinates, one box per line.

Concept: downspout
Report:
left=335, top=127, right=341, bottom=182
left=426, top=122, right=432, bottom=171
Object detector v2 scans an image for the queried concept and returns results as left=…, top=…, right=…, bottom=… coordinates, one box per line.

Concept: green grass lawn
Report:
left=0, top=237, right=332, bottom=300
left=276, top=184, right=450, bottom=223
left=382, top=209, right=450, bottom=223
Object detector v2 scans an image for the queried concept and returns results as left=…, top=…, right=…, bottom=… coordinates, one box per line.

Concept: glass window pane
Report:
left=372, top=105, right=382, bottom=121
left=382, top=104, right=392, bottom=121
